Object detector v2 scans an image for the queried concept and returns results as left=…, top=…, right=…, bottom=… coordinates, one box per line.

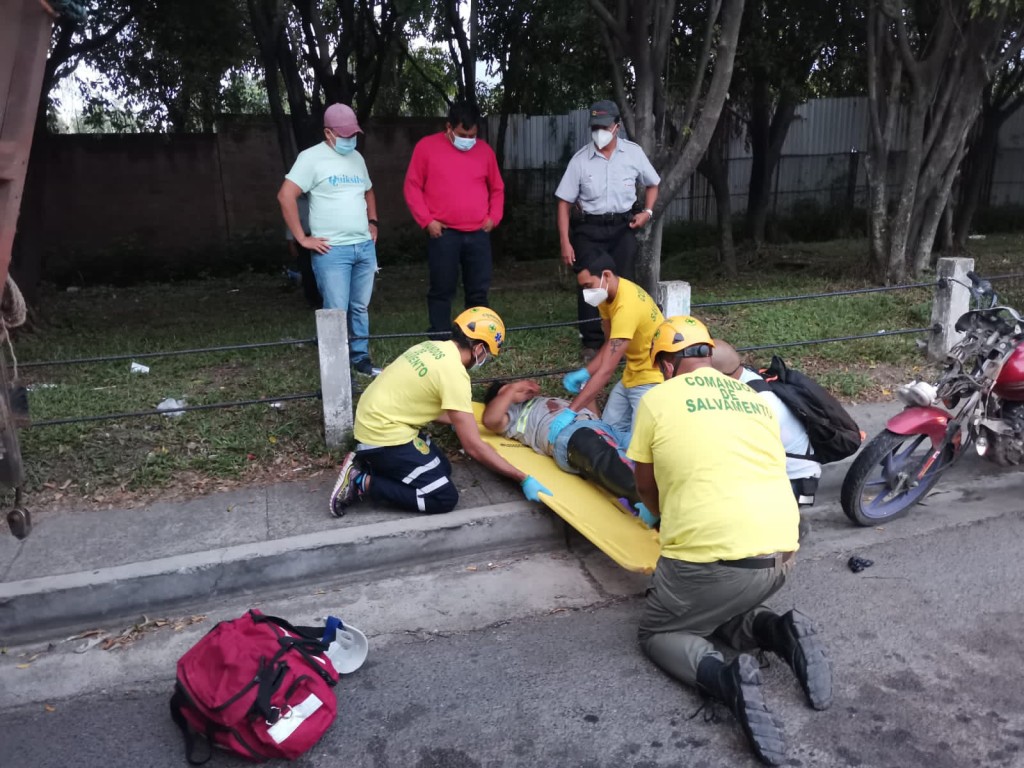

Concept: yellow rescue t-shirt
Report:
left=599, top=278, right=664, bottom=388
left=355, top=340, right=472, bottom=447
left=626, top=366, right=799, bottom=562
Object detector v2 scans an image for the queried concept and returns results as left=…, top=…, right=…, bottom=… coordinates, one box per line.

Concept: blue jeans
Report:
left=601, top=380, right=656, bottom=447
left=312, top=240, right=377, bottom=364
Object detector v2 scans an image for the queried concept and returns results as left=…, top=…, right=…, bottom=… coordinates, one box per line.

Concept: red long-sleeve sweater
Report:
left=403, top=133, right=505, bottom=232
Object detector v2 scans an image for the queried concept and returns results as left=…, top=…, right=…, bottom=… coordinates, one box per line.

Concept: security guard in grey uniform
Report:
left=555, top=99, right=660, bottom=358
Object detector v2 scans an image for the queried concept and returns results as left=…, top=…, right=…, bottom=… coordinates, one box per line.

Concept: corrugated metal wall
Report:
left=488, top=97, right=1024, bottom=225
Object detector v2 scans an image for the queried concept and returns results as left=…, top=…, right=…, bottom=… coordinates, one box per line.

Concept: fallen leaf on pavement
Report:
left=44, top=704, right=56, bottom=712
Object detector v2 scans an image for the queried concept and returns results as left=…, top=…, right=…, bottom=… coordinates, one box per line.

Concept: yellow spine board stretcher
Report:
left=473, top=403, right=659, bottom=573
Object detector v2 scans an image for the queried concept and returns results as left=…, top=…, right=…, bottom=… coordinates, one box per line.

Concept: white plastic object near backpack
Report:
left=325, top=622, right=368, bottom=674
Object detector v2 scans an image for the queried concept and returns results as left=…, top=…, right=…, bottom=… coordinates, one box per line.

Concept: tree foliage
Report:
left=84, top=0, right=255, bottom=132
left=864, top=0, right=1024, bottom=283
left=731, top=0, right=844, bottom=246
left=587, top=0, right=746, bottom=292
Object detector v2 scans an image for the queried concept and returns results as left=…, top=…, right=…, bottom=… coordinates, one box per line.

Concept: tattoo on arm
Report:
left=609, top=338, right=626, bottom=353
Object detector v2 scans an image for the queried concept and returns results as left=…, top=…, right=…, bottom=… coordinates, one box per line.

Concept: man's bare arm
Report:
left=634, top=461, right=660, bottom=516
left=569, top=337, right=629, bottom=412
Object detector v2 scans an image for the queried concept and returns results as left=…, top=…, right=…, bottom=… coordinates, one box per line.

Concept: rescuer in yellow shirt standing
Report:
left=547, top=251, right=664, bottom=449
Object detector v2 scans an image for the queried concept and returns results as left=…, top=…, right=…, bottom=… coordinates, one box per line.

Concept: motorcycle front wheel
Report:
left=840, top=429, right=957, bottom=527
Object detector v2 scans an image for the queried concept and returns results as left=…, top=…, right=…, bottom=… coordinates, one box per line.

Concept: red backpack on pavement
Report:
left=169, top=609, right=340, bottom=764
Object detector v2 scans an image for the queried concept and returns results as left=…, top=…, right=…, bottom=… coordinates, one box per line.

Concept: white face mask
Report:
left=471, top=347, right=492, bottom=370
left=592, top=128, right=614, bottom=150
left=582, top=275, right=608, bottom=307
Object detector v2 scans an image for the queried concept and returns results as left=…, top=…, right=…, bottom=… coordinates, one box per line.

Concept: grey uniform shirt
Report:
left=503, top=397, right=599, bottom=456
left=554, top=139, right=660, bottom=215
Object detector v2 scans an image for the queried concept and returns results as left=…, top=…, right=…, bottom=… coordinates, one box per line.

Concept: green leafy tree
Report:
left=40, top=0, right=137, bottom=130
left=732, top=0, right=845, bottom=248
left=953, top=46, right=1024, bottom=248
left=587, top=0, right=747, bottom=293
left=83, top=0, right=255, bottom=132
left=864, top=0, right=1024, bottom=282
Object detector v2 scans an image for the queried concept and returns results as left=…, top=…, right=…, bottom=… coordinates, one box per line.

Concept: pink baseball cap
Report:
left=324, top=104, right=362, bottom=136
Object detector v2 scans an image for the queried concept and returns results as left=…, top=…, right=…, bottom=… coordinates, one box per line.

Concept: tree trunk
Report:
left=953, top=112, right=1001, bottom=249
left=913, top=138, right=970, bottom=275
left=711, top=171, right=736, bottom=276
left=636, top=220, right=665, bottom=295
left=699, top=112, right=736, bottom=275
left=865, top=152, right=890, bottom=282
left=594, top=0, right=745, bottom=294
left=746, top=74, right=770, bottom=245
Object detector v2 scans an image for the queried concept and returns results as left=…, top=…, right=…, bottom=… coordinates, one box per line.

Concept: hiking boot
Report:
left=696, top=655, right=786, bottom=766
left=329, top=452, right=364, bottom=517
left=754, top=610, right=833, bottom=711
left=352, top=358, right=382, bottom=377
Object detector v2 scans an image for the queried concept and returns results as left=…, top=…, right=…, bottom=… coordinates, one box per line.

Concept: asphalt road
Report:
left=3, top=495, right=1024, bottom=768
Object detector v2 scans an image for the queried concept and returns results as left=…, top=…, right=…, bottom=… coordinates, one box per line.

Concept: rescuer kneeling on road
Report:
left=626, top=315, right=833, bottom=766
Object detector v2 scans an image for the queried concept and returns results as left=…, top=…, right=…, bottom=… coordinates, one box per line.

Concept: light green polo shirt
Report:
left=285, top=142, right=372, bottom=246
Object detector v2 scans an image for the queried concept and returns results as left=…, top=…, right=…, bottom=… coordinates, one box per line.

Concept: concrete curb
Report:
left=0, top=501, right=563, bottom=643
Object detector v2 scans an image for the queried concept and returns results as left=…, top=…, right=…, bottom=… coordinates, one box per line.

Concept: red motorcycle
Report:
left=841, top=272, right=1024, bottom=526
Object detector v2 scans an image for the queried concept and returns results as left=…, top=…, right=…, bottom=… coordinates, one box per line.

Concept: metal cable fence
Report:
left=27, top=271, right=1020, bottom=426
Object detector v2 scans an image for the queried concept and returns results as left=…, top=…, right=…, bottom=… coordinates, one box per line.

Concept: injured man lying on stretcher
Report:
left=482, top=379, right=655, bottom=526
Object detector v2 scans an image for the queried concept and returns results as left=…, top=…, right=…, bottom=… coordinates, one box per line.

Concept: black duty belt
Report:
left=581, top=211, right=633, bottom=224
left=719, top=550, right=796, bottom=570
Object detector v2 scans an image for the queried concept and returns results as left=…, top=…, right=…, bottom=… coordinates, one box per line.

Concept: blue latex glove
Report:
left=547, top=408, right=578, bottom=445
left=521, top=475, right=553, bottom=502
left=563, top=367, right=591, bottom=395
left=637, top=502, right=660, bottom=529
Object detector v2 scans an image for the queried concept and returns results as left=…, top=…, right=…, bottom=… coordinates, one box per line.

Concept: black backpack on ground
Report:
left=744, top=355, right=863, bottom=464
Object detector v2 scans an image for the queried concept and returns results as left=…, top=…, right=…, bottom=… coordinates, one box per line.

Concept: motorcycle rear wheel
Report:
left=841, top=429, right=956, bottom=527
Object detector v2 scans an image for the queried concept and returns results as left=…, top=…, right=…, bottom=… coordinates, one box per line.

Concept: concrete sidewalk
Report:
left=0, top=401, right=899, bottom=642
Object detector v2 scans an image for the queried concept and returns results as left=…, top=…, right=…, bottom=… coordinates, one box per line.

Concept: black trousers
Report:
left=566, top=426, right=640, bottom=506
left=570, top=219, right=638, bottom=349
left=426, top=229, right=492, bottom=335
left=356, top=437, right=459, bottom=514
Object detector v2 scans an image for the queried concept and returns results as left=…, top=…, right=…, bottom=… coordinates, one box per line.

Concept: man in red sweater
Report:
left=404, top=101, right=505, bottom=338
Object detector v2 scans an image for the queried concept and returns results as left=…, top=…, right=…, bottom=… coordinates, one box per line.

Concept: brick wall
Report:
left=18, top=116, right=452, bottom=284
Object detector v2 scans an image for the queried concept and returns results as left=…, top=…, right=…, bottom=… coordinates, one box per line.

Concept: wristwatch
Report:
left=642, top=208, right=654, bottom=221
left=368, top=219, right=379, bottom=226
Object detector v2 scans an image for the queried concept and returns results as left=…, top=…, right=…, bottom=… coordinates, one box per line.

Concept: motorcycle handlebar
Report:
left=965, top=270, right=995, bottom=303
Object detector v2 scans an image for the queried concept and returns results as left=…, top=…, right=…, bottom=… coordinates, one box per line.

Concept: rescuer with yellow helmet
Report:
left=626, top=315, right=831, bottom=767
left=330, top=307, right=552, bottom=516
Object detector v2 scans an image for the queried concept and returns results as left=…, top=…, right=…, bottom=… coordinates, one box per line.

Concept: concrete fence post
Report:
left=657, top=280, right=692, bottom=318
left=316, top=309, right=353, bottom=449
left=928, top=256, right=975, bottom=362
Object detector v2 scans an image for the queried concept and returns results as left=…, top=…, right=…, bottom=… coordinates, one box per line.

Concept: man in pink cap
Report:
left=403, top=100, right=504, bottom=339
left=278, top=103, right=381, bottom=376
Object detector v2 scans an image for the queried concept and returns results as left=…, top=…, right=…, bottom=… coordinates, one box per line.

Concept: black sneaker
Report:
left=699, top=654, right=787, bottom=766
left=329, top=452, right=363, bottom=517
left=352, top=358, right=382, bottom=377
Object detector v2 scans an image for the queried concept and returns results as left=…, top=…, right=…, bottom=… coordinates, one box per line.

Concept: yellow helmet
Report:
left=453, top=307, right=506, bottom=356
left=649, top=315, right=715, bottom=365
